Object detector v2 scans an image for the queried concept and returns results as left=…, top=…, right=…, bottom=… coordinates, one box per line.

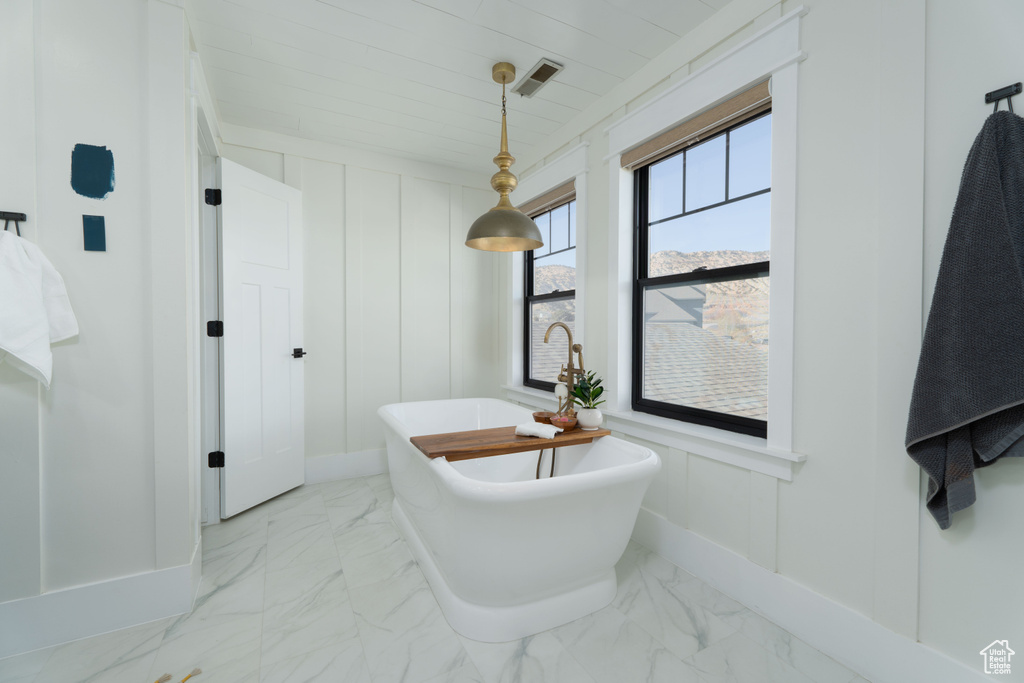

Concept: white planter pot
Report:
left=577, top=408, right=603, bottom=431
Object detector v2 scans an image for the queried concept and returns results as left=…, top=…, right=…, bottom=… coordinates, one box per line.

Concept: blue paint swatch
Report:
left=83, top=215, right=106, bottom=252
left=71, top=144, right=115, bottom=199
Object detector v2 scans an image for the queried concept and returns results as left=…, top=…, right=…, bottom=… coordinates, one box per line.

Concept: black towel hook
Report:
left=0, top=211, right=26, bottom=237
left=986, top=82, right=1022, bottom=114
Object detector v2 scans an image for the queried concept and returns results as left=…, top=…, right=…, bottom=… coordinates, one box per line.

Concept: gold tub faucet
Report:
left=543, top=322, right=585, bottom=414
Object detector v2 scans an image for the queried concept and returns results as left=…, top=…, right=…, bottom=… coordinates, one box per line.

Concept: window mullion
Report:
left=639, top=261, right=769, bottom=289
left=724, top=130, right=731, bottom=201
left=527, top=290, right=577, bottom=304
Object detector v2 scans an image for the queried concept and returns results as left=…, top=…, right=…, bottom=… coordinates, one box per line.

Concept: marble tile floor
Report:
left=0, top=475, right=869, bottom=683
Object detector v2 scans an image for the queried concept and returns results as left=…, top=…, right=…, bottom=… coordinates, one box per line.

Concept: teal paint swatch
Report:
left=71, top=144, right=115, bottom=199
left=83, top=215, right=106, bottom=252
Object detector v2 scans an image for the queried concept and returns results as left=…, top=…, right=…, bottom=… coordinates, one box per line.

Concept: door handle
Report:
left=292, top=348, right=307, bottom=359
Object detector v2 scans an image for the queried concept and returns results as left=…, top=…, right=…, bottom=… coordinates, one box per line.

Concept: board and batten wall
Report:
left=917, top=0, right=1024, bottom=669
left=220, top=131, right=503, bottom=473
left=500, top=0, right=1024, bottom=681
left=0, top=0, right=201, bottom=658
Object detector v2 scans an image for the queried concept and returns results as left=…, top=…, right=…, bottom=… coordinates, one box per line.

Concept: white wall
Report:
left=917, top=0, right=1024, bottom=669
left=0, top=0, right=199, bottom=657
left=500, top=0, right=1024, bottom=677
left=220, top=127, right=503, bottom=468
left=0, top=0, right=42, bottom=606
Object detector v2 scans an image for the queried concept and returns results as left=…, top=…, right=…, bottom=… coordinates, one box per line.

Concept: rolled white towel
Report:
left=515, top=422, right=563, bottom=439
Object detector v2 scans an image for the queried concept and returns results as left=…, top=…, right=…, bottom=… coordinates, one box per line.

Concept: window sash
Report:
left=631, top=113, right=770, bottom=437
left=524, top=197, right=577, bottom=390
left=523, top=290, right=575, bottom=391
left=631, top=270, right=769, bottom=437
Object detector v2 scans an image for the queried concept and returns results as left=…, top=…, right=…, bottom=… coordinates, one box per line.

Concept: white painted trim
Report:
left=764, top=62, right=798, bottom=452
left=574, top=172, right=587, bottom=360
left=148, top=0, right=194, bottom=570
left=449, top=185, right=466, bottom=399
left=866, top=0, right=926, bottom=639
left=508, top=252, right=525, bottom=388
left=605, top=6, right=803, bottom=461
left=515, top=143, right=589, bottom=205
left=605, top=410, right=802, bottom=480
left=504, top=384, right=560, bottom=410
left=516, top=2, right=791, bottom=172
left=503, top=385, right=803, bottom=481
left=197, top=129, right=220, bottom=528
left=190, top=538, right=202, bottom=607
left=189, top=51, right=221, bottom=153
left=605, top=7, right=807, bottom=154
left=632, top=509, right=987, bottom=683
left=0, top=558, right=196, bottom=659
left=304, top=449, right=388, bottom=485
left=607, top=161, right=633, bottom=414
left=219, top=123, right=487, bottom=191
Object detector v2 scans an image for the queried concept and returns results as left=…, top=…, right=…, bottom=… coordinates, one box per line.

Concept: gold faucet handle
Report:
left=556, top=364, right=568, bottom=383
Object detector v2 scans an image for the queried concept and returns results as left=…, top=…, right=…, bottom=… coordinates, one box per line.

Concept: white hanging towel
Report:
left=0, top=231, right=78, bottom=388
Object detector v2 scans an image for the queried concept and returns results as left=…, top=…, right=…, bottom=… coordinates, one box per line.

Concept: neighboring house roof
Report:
left=644, top=322, right=767, bottom=420
left=530, top=320, right=575, bottom=384
left=526, top=266, right=767, bottom=420
left=644, top=286, right=705, bottom=324
left=528, top=318, right=767, bottom=421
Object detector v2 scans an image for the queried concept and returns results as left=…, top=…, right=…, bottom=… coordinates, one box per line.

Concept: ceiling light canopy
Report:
left=465, top=62, right=543, bottom=253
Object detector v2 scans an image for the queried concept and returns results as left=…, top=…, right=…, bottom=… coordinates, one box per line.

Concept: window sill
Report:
left=503, top=384, right=559, bottom=409
left=502, top=384, right=804, bottom=481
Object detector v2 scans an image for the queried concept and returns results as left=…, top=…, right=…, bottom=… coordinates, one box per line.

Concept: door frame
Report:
left=194, top=83, right=222, bottom=527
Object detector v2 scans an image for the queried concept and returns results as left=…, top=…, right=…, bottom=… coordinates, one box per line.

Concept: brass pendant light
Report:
left=465, top=62, right=544, bottom=252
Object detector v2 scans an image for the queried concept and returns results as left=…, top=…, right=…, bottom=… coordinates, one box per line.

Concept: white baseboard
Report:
left=0, top=546, right=200, bottom=659
left=632, top=509, right=986, bottom=683
left=305, top=449, right=388, bottom=484
left=190, top=538, right=203, bottom=607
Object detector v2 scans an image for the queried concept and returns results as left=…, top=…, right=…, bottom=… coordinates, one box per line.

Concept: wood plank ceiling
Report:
left=189, top=0, right=729, bottom=173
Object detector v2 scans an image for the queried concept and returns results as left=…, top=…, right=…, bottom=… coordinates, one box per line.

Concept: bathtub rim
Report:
left=378, top=399, right=661, bottom=504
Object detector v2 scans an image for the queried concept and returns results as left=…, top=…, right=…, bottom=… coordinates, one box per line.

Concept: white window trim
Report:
left=603, top=7, right=808, bottom=480
left=507, top=142, right=589, bottom=388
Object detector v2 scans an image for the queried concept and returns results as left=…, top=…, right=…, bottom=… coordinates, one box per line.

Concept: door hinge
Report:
left=207, top=321, right=223, bottom=337
left=205, top=188, right=222, bottom=206
left=208, top=451, right=225, bottom=468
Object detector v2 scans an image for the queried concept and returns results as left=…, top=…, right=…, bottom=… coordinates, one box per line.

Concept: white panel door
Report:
left=220, top=158, right=304, bottom=518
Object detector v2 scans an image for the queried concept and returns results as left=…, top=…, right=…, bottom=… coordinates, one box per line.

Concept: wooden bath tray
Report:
left=410, top=426, right=611, bottom=462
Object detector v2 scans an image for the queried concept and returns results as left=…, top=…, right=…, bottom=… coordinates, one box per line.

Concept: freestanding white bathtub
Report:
left=378, top=397, right=660, bottom=642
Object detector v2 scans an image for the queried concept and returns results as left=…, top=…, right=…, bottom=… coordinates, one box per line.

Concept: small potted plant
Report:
left=572, top=370, right=605, bottom=431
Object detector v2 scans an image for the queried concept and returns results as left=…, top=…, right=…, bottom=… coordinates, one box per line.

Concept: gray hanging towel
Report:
left=906, top=111, right=1024, bottom=530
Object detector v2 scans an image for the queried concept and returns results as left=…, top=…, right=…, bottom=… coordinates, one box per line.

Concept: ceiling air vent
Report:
left=512, top=58, right=564, bottom=98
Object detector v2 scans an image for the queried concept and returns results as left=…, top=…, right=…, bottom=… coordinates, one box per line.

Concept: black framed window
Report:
left=632, top=111, right=771, bottom=437
left=524, top=199, right=576, bottom=391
